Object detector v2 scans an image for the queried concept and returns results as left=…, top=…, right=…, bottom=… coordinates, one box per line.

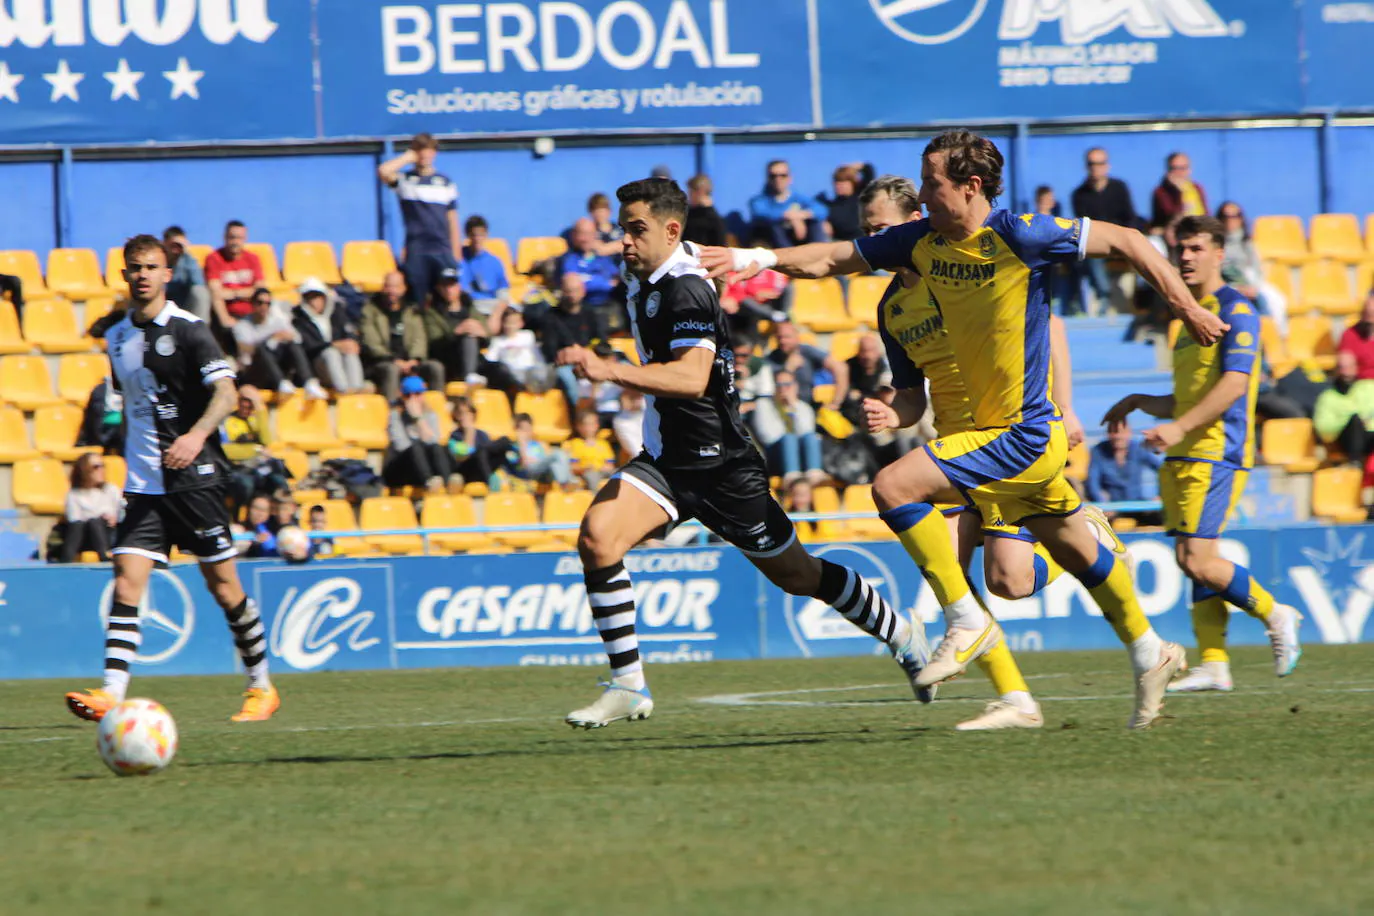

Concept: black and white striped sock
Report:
left=225, top=597, right=271, bottom=689
left=101, top=601, right=141, bottom=701
left=586, top=561, right=644, bottom=688
left=812, top=559, right=906, bottom=652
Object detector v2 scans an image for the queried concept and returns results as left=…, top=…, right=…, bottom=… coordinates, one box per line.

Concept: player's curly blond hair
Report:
left=924, top=130, right=1004, bottom=203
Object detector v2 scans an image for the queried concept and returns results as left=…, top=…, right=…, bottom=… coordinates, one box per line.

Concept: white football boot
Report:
left=1166, top=660, right=1234, bottom=693
left=1130, top=640, right=1187, bottom=730
left=566, top=680, right=654, bottom=730
left=892, top=616, right=937, bottom=704
left=955, top=700, right=1044, bottom=731
left=1266, top=604, right=1303, bottom=677
left=914, top=613, right=1003, bottom=689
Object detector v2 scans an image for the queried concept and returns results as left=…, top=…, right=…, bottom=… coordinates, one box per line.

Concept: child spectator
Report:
left=485, top=308, right=550, bottom=393
left=564, top=409, right=616, bottom=490
left=505, top=413, right=573, bottom=489
left=307, top=504, right=335, bottom=559
left=240, top=494, right=277, bottom=558
left=784, top=477, right=817, bottom=543
left=448, top=396, right=506, bottom=487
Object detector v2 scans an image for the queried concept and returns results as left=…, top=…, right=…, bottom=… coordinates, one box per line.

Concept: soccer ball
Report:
left=276, top=525, right=311, bottom=562
left=96, top=699, right=178, bottom=776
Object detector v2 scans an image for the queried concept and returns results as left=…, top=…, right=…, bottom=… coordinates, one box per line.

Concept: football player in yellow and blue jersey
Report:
left=702, top=129, right=1228, bottom=729
left=1103, top=215, right=1301, bottom=693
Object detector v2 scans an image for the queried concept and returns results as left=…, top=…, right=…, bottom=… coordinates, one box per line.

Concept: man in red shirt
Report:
left=205, top=220, right=264, bottom=332
left=1338, top=286, right=1374, bottom=380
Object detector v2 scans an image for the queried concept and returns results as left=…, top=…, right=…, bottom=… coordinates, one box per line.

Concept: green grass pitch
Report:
left=3, top=645, right=1372, bottom=915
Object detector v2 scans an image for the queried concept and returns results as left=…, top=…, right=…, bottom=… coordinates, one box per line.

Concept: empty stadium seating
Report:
left=104, top=247, right=129, bottom=297
left=1285, top=315, right=1337, bottom=369
left=244, top=242, right=297, bottom=302
left=273, top=447, right=311, bottom=482
left=274, top=396, right=343, bottom=451
left=1299, top=260, right=1355, bottom=315
left=12, top=458, right=68, bottom=515
left=1310, top=466, right=1367, bottom=524
left=104, top=454, right=126, bottom=490
left=484, top=491, right=544, bottom=548
left=34, top=403, right=95, bottom=461
left=844, top=275, right=891, bottom=326
left=1253, top=215, right=1310, bottom=264
left=283, top=241, right=342, bottom=287
left=514, top=390, right=570, bottom=443
left=472, top=387, right=514, bottom=436
left=0, top=250, right=51, bottom=300
left=360, top=496, right=424, bottom=555
left=811, top=486, right=845, bottom=541
left=318, top=499, right=365, bottom=555
left=516, top=236, right=567, bottom=275
left=1309, top=214, right=1367, bottom=263
left=1260, top=417, right=1319, bottom=474
left=420, top=494, right=487, bottom=553
left=790, top=278, right=855, bottom=332
left=0, top=406, right=39, bottom=462
left=45, top=249, right=108, bottom=301
left=0, top=355, right=61, bottom=410
left=23, top=298, right=90, bottom=353
left=340, top=241, right=396, bottom=293
left=57, top=354, right=107, bottom=405
left=541, top=489, right=592, bottom=547
left=335, top=393, right=390, bottom=449
left=841, top=484, right=890, bottom=540
left=0, top=301, right=29, bottom=354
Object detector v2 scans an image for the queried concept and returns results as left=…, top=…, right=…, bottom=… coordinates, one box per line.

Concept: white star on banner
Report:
left=0, top=62, right=22, bottom=103
left=103, top=58, right=144, bottom=101
left=163, top=57, right=204, bottom=100
left=43, top=59, right=83, bottom=103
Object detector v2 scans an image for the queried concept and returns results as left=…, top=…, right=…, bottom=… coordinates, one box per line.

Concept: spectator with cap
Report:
left=459, top=215, right=510, bottom=316
left=292, top=278, right=364, bottom=394
left=424, top=265, right=490, bottom=385
left=384, top=375, right=452, bottom=493
left=361, top=270, right=444, bottom=401
left=377, top=132, right=460, bottom=304
left=163, top=225, right=210, bottom=322
left=684, top=174, right=728, bottom=248
left=750, top=159, right=827, bottom=247
left=233, top=287, right=329, bottom=400
left=556, top=218, right=619, bottom=308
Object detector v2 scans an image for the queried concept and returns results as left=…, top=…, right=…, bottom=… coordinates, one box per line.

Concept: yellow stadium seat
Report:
left=514, top=390, right=571, bottom=443
left=0, top=301, right=29, bottom=354
left=841, top=484, right=890, bottom=540
left=485, top=491, right=544, bottom=548
left=811, top=485, right=845, bottom=541
left=828, top=331, right=863, bottom=363
left=186, top=243, right=212, bottom=266
left=0, top=250, right=51, bottom=299
left=1265, top=262, right=1296, bottom=312
left=292, top=488, right=329, bottom=509
left=472, top=387, right=514, bottom=436
left=0, top=355, right=61, bottom=409
left=1366, top=214, right=1374, bottom=258
left=319, top=498, right=365, bottom=555
left=1261, top=417, right=1320, bottom=474
left=516, top=236, right=568, bottom=276
left=335, top=393, right=390, bottom=449
left=274, top=396, right=343, bottom=451
left=318, top=445, right=368, bottom=464
left=1299, top=260, right=1356, bottom=315
left=33, top=403, right=94, bottom=461
left=0, top=406, right=39, bottom=462
left=360, top=496, right=424, bottom=555
left=1311, top=466, right=1367, bottom=524
left=1065, top=442, right=1090, bottom=482
left=420, top=389, right=455, bottom=440
left=790, top=278, right=856, bottom=332
left=811, top=384, right=836, bottom=406
left=1310, top=214, right=1367, bottom=264
left=1252, top=215, right=1310, bottom=265
left=244, top=243, right=296, bottom=302
left=283, top=241, right=342, bottom=287
left=542, top=489, right=593, bottom=546
left=340, top=241, right=397, bottom=293
left=82, top=297, right=117, bottom=340
left=45, top=248, right=108, bottom=301
left=104, top=454, right=126, bottom=490
left=104, top=247, right=129, bottom=298
left=59, top=354, right=110, bottom=410
left=12, top=457, right=68, bottom=515
left=607, top=336, right=640, bottom=365
left=1357, top=262, right=1374, bottom=302
left=482, top=237, right=516, bottom=280
left=846, top=275, right=892, bottom=326
left=1285, top=315, right=1337, bottom=370
left=420, top=494, right=487, bottom=553
left=272, top=447, right=311, bottom=482
left=23, top=298, right=89, bottom=353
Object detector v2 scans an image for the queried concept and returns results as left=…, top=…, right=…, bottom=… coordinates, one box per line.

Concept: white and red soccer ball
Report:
left=96, top=698, right=178, bottom=776
left=276, top=525, right=311, bottom=562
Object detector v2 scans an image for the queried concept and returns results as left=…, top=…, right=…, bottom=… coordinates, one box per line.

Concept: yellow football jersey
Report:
left=857, top=210, right=1084, bottom=429
left=1169, top=286, right=1261, bottom=467
left=876, top=274, right=975, bottom=436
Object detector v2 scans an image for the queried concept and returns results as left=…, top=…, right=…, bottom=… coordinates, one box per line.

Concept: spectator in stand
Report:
left=292, top=278, right=364, bottom=394
left=1314, top=350, right=1374, bottom=466
left=684, top=174, right=727, bottom=247
left=1216, top=201, right=1287, bottom=331
left=819, top=164, right=869, bottom=242
left=459, top=215, right=510, bottom=316
left=580, top=192, right=624, bottom=258
left=1071, top=147, right=1139, bottom=316
left=234, top=287, right=329, bottom=400
left=1340, top=287, right=1374, bottom=380
left=163, top=226, right=209, bottom=322
left=557, top=218, right=619, bottom=308
left=448, top=396, right=505, bottom=487
left=0, top=272, right=22, bottom=320
left=238, top=493, right=277, bottom=558
left=533, top=272, right=604, bottom=407
left=1086, top=419, right=1163, bottom=511
left=204, top=219, right=264, bottom=340
left=767, top=320, right=847, bottom=411
left=306, top=505, right=334, bottom=559
left=613, top=388, right=646, bottom=458
left=843, top=333, right=890, bottom=417
left=564, top=409, right=616, bottom=490
left=361, top=270, right=444, bottom=401
left=270, top=490, right=299, bottom=537
left=719, top=249, right=789, bottom=341
left=733, top=339, right=784, bottom=446
left=485, top=308, right=550, bottom=395
left=377, top=132, right=461, bottom=305
left=76, top=375, right=124, bottom=454
left=1151, top=152, right=1208, bottom=235
left=784, top=477, right=817, bottom=542
left=221, top=386, right=290, bottom=513
left=384, top=375, right=452, bottom=493
left=58, top=453, right=120, bottom=563
left=504, top=413, right=573, bottom=489
left=767, top=370, right=826, bottom=485
left=1034, top=184, right=1062, bottom=217
left=424, top=267, right=489, bottom=385
left=750, top=159, right=827, bottom=248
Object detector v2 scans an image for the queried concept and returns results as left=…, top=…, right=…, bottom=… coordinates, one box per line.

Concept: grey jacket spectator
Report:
left=292, top=280, right=364, bottom=393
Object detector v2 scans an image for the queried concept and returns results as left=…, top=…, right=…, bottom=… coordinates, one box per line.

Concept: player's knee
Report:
left=1176, top=549, right=1217, bottom=585
left=112, top=578, right=142, bottom=607
left=577, top=519, right=625, bottom=569
left=871, top=465, right=910, bottom=512
left=985, top=566, right=1033, bottom=601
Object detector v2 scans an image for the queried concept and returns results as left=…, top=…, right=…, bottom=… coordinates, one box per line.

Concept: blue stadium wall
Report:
left=2, top=524, right=1370, bottom=680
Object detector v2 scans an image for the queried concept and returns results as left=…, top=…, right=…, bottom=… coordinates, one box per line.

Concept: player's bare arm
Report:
left=698, top=241, right=868, bottom=281
left=864, top=384, right=927, bottom=433
left=1101, top=393, right=1176, bottom=431
left=165, top=376, right=236, bottom=470
left=1085, top=221, right=1227, bottom=346
left=1049, top=315, right=1084, bottom=448
left=558, top=343, right=713, bottom=400
left=1141, top=370, right=1248, bottom=452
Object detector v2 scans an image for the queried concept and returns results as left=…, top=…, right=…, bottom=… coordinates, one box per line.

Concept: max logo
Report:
left=269, top=577, right=380, bottom=670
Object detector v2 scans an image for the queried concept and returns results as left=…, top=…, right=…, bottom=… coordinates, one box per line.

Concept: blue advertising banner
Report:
left=1301, top=1, right=1374, bottom=111
left=0, top=0, right=316, bottom=144
left=820, top=0, right=1304, bottom=125
left=316, top=0, right=813, bottom=137
left=1, top=526, right=1371, bottom=681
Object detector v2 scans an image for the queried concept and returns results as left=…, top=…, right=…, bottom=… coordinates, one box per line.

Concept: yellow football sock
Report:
left=975, top=640, right=1030, bottom=696
left=1076, top=544, right=1151, bottom=645
left=1192, top=596, right=1229, bottom=664
left=1218, top=563, right=1276, bottom=621
left=880, top=502, right=971, bottom=607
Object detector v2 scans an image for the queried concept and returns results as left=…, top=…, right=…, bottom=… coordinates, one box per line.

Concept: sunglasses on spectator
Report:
left=778, top=381, right=797, bottom=387
left=89, top=462, right=105, bottom=469
left=1169, top=162, right=1189, bottom=171
left=1087, top=159, right=1108, bottom=166
left=1222, top=210, right=1243, bottom=219
left=769, top=171, right=789, bottom=178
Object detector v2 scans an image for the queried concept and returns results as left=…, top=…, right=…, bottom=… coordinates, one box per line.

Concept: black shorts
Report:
left=614, top=451, right=796, bottom=558
left=114, top=487, right=238, bottom=565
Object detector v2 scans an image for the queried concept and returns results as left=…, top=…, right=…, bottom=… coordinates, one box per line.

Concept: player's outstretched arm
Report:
left=558, top=344, right=713, bottom=400
left=698, top=241, right=868, bottom=281
left=1101, top=393, right=1175, bottom=431
left=1142, top=370, right=1249, bottom=451
left=1085, top=221, right=1227, bottom=346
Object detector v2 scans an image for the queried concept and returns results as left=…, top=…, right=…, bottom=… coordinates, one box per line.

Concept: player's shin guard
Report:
left=224, top=597, right=271, bottom=689
left=812, top=559, right=903, bottom=651
left=586, top=561, right=643, bottom=687
left=1075, top=542, right=1151, bottom=646
left=1031, top=545, right=1064, bottom=595
left=1192, top=584, right=1230, bottom=664
left=880, top=502, right=976, bottom=615
left=1218, top=564, right=1276, bottom=621
left=975, top=641, right=1031, bottom=698
left=102, top=601, right=141, bottom=701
